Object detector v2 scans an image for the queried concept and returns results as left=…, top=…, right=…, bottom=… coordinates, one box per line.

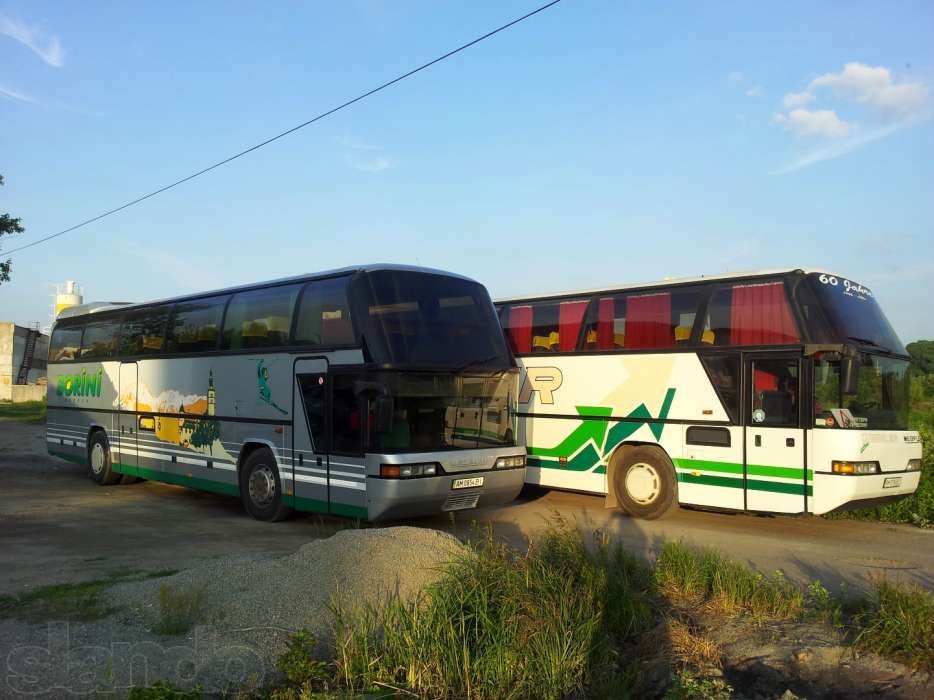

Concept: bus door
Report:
left=293, top=358, right=330, bottom=511
left=117, top=362, right=138, bottom=477
left=743, top=354, right=806, bottom=514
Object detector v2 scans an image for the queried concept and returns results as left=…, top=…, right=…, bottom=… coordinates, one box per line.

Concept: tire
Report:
left=88, top=431, right=121, bottom=486
left=612, top=445, right=677, bottom=520
left=240, top=448, right=292, bottom=522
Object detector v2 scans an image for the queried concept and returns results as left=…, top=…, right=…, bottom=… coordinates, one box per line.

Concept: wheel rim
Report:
left=90, top=442, right=105, bottom=475
left=248, top=465, right=277, bottom=508
left=625, top=462, right=660, bottom=505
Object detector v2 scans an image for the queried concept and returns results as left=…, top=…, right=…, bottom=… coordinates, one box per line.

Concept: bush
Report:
left=154, top=583, right=209, bottom=636
left=853, top=577, right=934, bottom=671
left=331, top=527, right=655, bottom=699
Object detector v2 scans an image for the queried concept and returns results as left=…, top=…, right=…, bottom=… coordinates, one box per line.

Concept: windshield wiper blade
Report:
left=847, top=335, right=883, bottom=348
left=455, top=354, right=505, bottom=373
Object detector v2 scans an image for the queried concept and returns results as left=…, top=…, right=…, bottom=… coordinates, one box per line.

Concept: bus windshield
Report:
left=354, top=270, right=512, bottom=368
left=804, top=273, right=906, bottom=355
left=812, top=353, right=910, bottom=430
left=363, top=370, right=517, bottom=452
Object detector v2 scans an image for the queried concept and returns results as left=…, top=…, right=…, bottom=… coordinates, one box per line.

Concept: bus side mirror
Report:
left=841, top=357, right=859, bottom=394
left=374, top=396, right=394, bottom=433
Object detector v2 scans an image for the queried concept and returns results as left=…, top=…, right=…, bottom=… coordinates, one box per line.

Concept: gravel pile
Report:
left=111, top=526, right=465, bottom=639
left=1, top=527, right=465, bottom=697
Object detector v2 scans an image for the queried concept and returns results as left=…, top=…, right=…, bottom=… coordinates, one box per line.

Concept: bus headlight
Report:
left=494, top=455, right=526, bottom=469
left=907, top=459, right=922, bottom=472
left=832, top=460, right=879, bottom=475
left=380, top=463, right=439, bottom=479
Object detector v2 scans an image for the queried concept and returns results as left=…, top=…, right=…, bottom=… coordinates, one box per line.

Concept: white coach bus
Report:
left=495, top=269, right=921, bottom=519
left=46, top=265, right=525, bottom=522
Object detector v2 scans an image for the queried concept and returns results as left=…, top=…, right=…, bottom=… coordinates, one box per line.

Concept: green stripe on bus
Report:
left=674, top=458, right=813, bottom=481
left=677, top=472, right=812, bottom=496
left=113, top=463, right=240, bottom=497
left=528, top=443, right=602, bottom=472
left=48, top=449, right=85, bottom=465
left=294, top=495, right=367, bottom=520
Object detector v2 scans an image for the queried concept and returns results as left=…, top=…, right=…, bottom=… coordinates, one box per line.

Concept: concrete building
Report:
left=0, top=322, right=49, bottom=402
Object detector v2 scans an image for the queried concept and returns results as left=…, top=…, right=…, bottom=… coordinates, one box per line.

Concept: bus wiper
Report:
left=455, top=355, right=504, bottom=373
left=847, top=335, right=883, bottom=348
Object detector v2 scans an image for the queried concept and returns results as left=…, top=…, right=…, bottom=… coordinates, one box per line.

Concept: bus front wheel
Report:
left=612, top=445, right=676, bottom=520
left=88, top=431, right=121, bottom=486
left=240, top=449, right=293, bottom=522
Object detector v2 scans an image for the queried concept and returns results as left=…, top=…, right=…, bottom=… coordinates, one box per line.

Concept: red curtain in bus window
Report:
left=507, top=305, right=532, bottom=354
left=731, top=283, right=800, bottom=345
left=558, top=300, right=589, bottom=351
left=626, top=293, right=672, bottom=348
left=754, top=368, right=779, bottom=393
left=597, top=297, right=615, bottom=350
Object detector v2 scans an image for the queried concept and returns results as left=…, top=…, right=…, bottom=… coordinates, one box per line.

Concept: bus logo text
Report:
left=519, top=366, right=563, bottom=405
left=57, top=368, right=103, bottom=398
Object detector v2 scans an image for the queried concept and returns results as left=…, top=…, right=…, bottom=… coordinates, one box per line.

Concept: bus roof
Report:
left=494, top=267, right=843, bottom=303
left=56, top=264, right=477, bottom=321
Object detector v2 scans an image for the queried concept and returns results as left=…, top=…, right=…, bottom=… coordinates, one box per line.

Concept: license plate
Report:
left=452, top=477, right=484, bottom=490
left=883, top=477, right=902, bottom=489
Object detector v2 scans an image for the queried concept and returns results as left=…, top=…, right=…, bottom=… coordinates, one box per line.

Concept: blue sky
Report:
left=1, top=1, right=932, bottom=341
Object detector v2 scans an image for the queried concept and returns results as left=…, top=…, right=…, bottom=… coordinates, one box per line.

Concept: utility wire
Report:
left=6, top=0, right=562, bottom=256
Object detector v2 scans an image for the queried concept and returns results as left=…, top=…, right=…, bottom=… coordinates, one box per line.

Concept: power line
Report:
left=6, top=0, right=562, bottom=257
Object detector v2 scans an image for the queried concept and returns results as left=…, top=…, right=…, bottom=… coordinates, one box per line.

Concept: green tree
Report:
left=907, top=340, right=934, bottom=375
left=0, top=174, right=25, bottom=284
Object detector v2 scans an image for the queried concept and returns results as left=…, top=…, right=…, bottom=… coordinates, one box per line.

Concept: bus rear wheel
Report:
left=612, top=445, right=676, bottom=520
left=88, top=431, right=121, bottom=486
left=240, top=449, right=292, bottom=522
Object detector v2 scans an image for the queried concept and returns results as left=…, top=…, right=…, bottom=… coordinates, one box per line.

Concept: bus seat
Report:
left=142, top=336, right=163, bottom=350
left=761, top=390, right=793, bottom=424
left=614, top=332, right=625, bottom=348
left=532, top=332, right=559, bottom=351
left=701, top=329, right=715, bottom=344
left=674, top=326, right=691, bottom=342
left=585, top=329, right=597, bottom=345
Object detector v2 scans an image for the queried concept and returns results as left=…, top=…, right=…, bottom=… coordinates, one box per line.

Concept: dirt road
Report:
left=2, top=420, right=931, bottom=595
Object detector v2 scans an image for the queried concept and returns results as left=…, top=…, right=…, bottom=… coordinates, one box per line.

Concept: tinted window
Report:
left=354, top=271, right=510, bottom=368
left=297, top=373, right=328, bottom=450
left=704, top=282, right=800, bottom=346
left=50, top=325, right=83, bottom=362
left=294, top=278, right=355, bottom=347
left=686, top=426, right=731, bottom=447
left=120, top=306, right=171, bottom=356
left=750, top=358, right=799, bottom=428
left=166, top=296, right=228, bottom=353
left=582, top=287, right=705, bottom=350
left=222, top=284, right=301, bottom=350
left=502, top=304, right=533, bottom=354
left=802, top=274, right=905, bottom=355
left=700, top=354, right=740, bottom=423
left=80, top=319, right=120, bottom=359
left=331, top=374, right=362, bottom=455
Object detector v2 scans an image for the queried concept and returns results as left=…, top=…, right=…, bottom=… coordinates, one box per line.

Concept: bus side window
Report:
left=166, top=296, right=228, bottom=354
left=120, top=306, right=171, bottom=356
left=706, top=283, right=800, bottom=346
left=222, top=284, right=302, bottom=350
left=79, top=319, right=120, bottom=359
left=331, top=374, right=362, bottom=455
left=50, top=325, right=83, bottom=362
left=297, top=374, right=327, bottom=452
left=294, top=278, right=355, bottom=348
left=750, top=359, right=799, bottom=427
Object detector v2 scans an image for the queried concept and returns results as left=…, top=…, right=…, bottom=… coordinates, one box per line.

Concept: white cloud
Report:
left=0, top=14, right=64, bottom=67
left=773, top=108, right=851, bottom=139
left=772, top=121, right=904, bottom=174
left=347, top=154, right=392, bottom=172
left=745, top=85, right=764, bottom=98
left=782, top=91, right=814, bottom=109
left=808, top=62, right=928, bottom=116
left=0, top=84, right=36, bottom=103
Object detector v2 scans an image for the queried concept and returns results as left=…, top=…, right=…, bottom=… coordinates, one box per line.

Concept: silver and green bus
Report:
left=46, top=265, right=525, bottom=521
left=496, top=268, right=921, bottom=519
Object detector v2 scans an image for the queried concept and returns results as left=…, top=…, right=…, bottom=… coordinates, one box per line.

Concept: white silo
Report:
left=54, top=281, right=83, bottom=317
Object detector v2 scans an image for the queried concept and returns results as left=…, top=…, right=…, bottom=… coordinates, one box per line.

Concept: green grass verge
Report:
left=0, top=399, right=46, bottom=423
left=153, top=582, right=210, bottom=636
left=0, top=568, right=177, bottom=623
left=853, top=577, right=934, bottom=670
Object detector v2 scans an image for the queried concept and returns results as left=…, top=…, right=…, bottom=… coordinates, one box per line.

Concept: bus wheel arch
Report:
left=238, top=443, right=293, bottom=522
left=605, top=442, right=678, bottom=519
left=86, top=428, right=121, bottom=486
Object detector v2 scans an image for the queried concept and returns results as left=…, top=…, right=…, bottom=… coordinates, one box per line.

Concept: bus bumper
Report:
left=366, top=467, right=526, bottom=522
left=811, top=470, right=921, bottom=515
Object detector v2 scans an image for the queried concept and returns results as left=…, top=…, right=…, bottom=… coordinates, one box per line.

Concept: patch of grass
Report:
left=852, top=577, right=934, bottom=671
left=127, top=680, right=203, bottom=699
left=0, top=399, right=46, bottom=423
left=331, top=526, right=655, bottom=699
left=0, top=569, right=176, bottom=623
left=664, top=670, right=732, bottom=700
left=154, top=583, right=210, bottom=636
left=276, top=631, right=330, bottom=687
left=654, top=541, right=804, bottom=621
